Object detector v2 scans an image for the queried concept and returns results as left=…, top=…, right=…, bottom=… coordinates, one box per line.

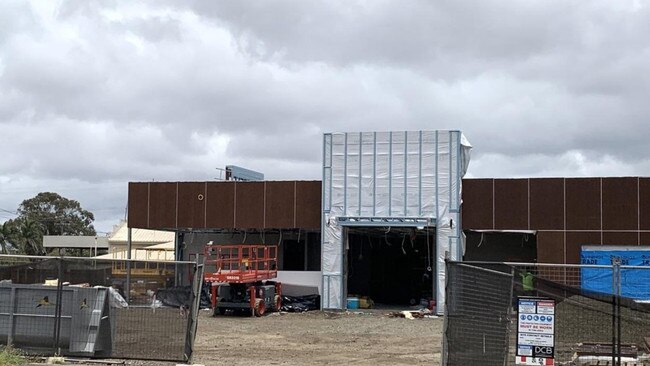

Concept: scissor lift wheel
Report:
left=254, top=298, right=266, bottom=317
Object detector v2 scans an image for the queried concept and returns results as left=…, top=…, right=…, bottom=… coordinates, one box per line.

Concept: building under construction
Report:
left=126, top=130, right=650, bottom=313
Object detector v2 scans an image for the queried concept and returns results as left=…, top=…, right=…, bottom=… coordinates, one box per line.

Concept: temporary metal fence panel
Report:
left=443, top=261, right=650, bottom=366
left=0, top=257, right=62, bottom=353
left=0, top=255, right=203, bottom=362
left=443, top=262, right=513, bottom=366
left=184, top=262, right=204, bottom=362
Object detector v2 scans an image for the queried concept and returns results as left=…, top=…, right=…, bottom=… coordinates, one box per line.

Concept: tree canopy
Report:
left=1, top=192, right=96, bottom=255
left=0, top=222, right=12, bottom=254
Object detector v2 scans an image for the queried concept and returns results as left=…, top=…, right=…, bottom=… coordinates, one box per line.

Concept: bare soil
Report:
left=114, top=307, right=187, bottom=361
left=21, top=307, right=442, bottom=366
left=178, top=310, right=441, bottom=366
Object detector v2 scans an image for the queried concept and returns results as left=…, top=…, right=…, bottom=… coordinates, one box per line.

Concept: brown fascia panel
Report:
left=130, top=180, right=323, bottom=230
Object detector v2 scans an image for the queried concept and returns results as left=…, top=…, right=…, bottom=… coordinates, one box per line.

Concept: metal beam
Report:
left=337, top=216, right=435, bottom=227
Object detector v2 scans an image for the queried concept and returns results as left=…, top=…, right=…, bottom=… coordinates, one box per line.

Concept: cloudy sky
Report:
left=1, top=0, right=650, bottom=233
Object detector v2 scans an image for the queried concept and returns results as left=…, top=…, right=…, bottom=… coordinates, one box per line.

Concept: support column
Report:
left=175, top=231, right=182, bottom=286
left=125, top=227, right=132, bottom=303
left=303, top=233, right=308, bottom=271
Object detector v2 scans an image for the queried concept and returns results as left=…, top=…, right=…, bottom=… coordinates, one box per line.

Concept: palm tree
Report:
left=0, top=222, right=11, bottom=254
left=18, top=220, right=44, bottom=255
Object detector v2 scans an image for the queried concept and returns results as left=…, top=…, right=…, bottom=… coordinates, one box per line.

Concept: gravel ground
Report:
left=121, top=309, right=442, bottom=366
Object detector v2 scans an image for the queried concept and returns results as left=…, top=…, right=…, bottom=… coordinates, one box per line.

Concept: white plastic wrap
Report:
left=321, top=130, right=471, bottom=312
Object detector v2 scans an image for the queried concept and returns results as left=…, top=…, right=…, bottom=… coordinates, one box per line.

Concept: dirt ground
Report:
left=113, top=307, right=187, bottom=360
left=187, top=309, right=442, bottom=366
left=194, top=310, right=442, bottom=365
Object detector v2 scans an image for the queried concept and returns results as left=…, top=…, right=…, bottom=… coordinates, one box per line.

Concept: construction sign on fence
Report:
left=516, top=297, right=555, bottom=366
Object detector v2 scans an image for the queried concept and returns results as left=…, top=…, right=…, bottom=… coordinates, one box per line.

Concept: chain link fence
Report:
left=0, top=255, right=203, bottom=362
left=443, top=260, right=650, bottom=366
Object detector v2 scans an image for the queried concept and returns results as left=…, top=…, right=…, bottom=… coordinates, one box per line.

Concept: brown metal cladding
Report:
left=639, top=178, right=650, bottom=230
left=602, top=177, right=638, bottom=230
left=529, top=178, right=564, bottom=230
left=127, top=182, right=149, bottom=228
left=130, top=176, right=650, bottom=252
left=177, top=182, right=206, bottom=229
left=295, top=181, right=322, bottom=229
left=565, top=231, right=601, bottom=264
left=602, top=231, right=639, bottom=246
left=235, top=182, right=265, bottom=229
left=494, top=179, right=528, bottom=230
left=129, top=181, right=322, bottom=230
left=565, top=178, right=601, bottom=230
left=205, top=182, right=235, bottom=228
left=264, top=181, right=295, bottom=228
left=461, top=179, right=493, bottom=229
left=148, top=182, right=177, bottom=228
left=640, top=232, right=650, bottom=246
left=536, top=231, right=565, bottom=263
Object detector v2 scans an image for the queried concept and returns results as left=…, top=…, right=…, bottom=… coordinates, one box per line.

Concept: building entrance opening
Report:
left=346, top=227, right=436, bottom=307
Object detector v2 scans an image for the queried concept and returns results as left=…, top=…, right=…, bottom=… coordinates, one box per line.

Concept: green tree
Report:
left=0, top=219, right=43, bottom=255
left=16, top=219, right=44, bottom=255
left=0, top=222, right=14, bottom=254
left=4, top=192, right=96, bottom=255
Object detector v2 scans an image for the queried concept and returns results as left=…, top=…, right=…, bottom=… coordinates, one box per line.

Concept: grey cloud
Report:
left=120, top=17, right=182, bottom=43
left=2, top=1, right=650, bottom=232
left=0, top=1, right=38, bottom=44
left=1, top=120, right=224, bottom=182
left=225, top=127, right=322, bottom=164
left=183, top=1, right=585, bottom=71
left=469, top=151, right=650, bottom=179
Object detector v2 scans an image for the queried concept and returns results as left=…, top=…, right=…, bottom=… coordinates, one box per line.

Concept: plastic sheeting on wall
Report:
left=581, top=247, right=650, bottom=300
left=321, top=130, right=471, bottom=313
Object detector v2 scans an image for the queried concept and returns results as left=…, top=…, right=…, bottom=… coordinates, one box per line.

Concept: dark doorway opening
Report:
left=346, top=227, right=436, bottom=306
left=282, top=240, right=304, bottom=270
left=279, top=232, right=321, bottom=271
left=463, top=231, right=537, bottom=262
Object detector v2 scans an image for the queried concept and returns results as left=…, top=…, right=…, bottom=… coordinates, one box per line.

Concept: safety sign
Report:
left=516, top=298, right=555, bottom=365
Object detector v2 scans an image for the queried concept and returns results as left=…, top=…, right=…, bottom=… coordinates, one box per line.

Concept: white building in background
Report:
left=43, top=235, right=109, bottom=256
left=93, top=220, right=176, bottom=261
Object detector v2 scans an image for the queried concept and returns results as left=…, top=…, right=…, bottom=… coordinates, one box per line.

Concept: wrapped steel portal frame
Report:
left=321, top=131, right=472, bottom=313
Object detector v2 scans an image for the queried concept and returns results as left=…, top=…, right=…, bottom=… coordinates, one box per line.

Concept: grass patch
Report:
left=0, top=346, right=27, bottom=365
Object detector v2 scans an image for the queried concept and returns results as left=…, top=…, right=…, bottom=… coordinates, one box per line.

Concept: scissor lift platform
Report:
left=203, top=244, right=281, bottom=316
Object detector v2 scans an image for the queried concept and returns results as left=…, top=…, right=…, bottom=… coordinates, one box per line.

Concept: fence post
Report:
left=505, top=266, right=515, bottom=366
left=440, top=259, right=449, bottom=366
left=126, top=227, right=132, bottom=303
left=53, top=257, right=64, bottom=355
left=610, top=257, right=621, bottom=366
left=611, top=260, right=615, bottom=365
left=7, top=287, right=16, bottom=346
left=615, top=258, right=622, bottom=366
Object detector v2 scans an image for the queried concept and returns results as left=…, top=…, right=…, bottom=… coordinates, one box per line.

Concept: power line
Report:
left=0, top=208, right=18, bottom=216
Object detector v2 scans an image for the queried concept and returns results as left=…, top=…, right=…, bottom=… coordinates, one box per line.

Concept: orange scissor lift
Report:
left=203, top=244, right=282, bottom=316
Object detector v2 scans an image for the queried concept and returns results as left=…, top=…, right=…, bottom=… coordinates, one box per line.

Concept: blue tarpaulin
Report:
left=581, top=247, right=650, bottom=300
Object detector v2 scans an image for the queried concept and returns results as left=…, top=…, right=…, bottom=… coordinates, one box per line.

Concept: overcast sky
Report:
left=1, top=0, right=650, bottom=233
